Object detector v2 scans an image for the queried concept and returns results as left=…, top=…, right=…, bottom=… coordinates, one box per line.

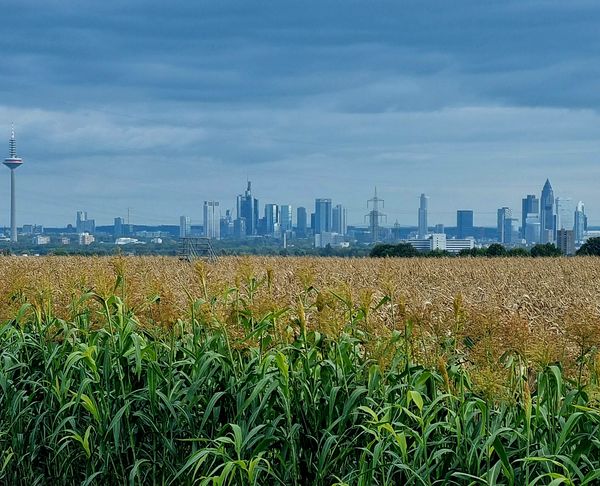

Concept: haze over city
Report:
left=2, top=1, right=600, bottom=227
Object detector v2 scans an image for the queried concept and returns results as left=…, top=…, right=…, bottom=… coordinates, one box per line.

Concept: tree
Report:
left=370, top=243, right=419, bottom=258
left=576, top=237, right=600, bottom=256
left=485, top=243, right=507, bottom=257
left=530, top=243, right=562, bottom=257
left=507, top=247, right=530, bottom=257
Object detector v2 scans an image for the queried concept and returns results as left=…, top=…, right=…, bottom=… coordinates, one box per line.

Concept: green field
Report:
left=1, top=257, right=600, bottom=484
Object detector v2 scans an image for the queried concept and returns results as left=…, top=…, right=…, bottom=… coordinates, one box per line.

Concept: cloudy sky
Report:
left=2, top=0, right=600, bottom=227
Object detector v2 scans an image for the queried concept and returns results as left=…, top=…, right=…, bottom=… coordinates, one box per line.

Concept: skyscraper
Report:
left=457, top=210, right=474, bottom=239
left=264, top=204, right=279, bottom=235
left=332, top=204, right=347, bottom=235
left=418, top=193, right=429, bottom=238
left=497, top=207, right=512, bottom=243
left=3, top=125, right=23, bottom=242
left=540, top=179, right=555, bottom=243
left=525, top=213, right=541, bottom=244
left=179, top=216, right=191, bottom=238
left=296, top=207, right=307, bottom=237
left=236, top=181, right=259, bottom=236
left=555, top=197, right=573, bottom=236
left=114, top=217, right=124, bottom=238
left=279, top=205, right=292, bottom=232
left=203, top=201, right=220, bottom=239
left=574, top=201, right=587, bottom=243
left=521, top=195, right=539, bottom=237
left=314, top=198, right=332, bottom=235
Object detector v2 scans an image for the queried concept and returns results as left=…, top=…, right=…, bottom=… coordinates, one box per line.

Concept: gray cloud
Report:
left=1, top=0, right=599, bottom=227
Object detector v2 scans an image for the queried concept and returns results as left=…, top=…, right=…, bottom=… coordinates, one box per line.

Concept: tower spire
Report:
left=9, top=123, right=16, bottom=158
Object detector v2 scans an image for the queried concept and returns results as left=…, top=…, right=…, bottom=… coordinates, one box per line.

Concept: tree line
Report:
left=370, top=237, right=600, bottom=258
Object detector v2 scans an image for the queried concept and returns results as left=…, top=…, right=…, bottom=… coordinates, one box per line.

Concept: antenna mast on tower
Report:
left=365, top=187, right=387, bottom=243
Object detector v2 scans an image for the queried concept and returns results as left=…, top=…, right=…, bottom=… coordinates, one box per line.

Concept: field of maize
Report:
left=1, top=256, right=600, bottom=484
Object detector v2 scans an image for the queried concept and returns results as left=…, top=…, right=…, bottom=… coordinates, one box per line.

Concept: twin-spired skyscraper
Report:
left=4, top=126, right=23, bottom=243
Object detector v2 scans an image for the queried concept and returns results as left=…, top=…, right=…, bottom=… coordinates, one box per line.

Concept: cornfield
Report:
left=1, top=256, right=600, bottom=484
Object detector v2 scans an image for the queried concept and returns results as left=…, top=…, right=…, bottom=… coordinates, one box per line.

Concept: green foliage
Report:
left=370, top=243, right=419, bottom=258
left=486, top=243, right=507, bottom=257
left=576, top=237, right=600, bottom=256
left=531, top=243, right=563, bottom=257
left=1, top=287, right=599, bottom=484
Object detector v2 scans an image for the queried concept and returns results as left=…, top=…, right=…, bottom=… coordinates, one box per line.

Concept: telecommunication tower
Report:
left=4, top=125, right=23, bottom=243
left=365, top=187, right=387, bottom=242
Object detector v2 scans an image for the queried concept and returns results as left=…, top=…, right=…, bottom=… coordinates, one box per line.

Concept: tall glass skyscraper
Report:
left=457, top=210, right=474, bottom=239
left=574, top=201, right=587, bottom=243
left=418, top=193, right=429, bottom=238
left=332, top=204, right=347, bottom=235
left=540, top=179, right=555, bottom=243
left=521, top=195, right=539, bottom=238
left=236, top=181, right=259, bottom=236
left=314, top=198, right=332, bottom=235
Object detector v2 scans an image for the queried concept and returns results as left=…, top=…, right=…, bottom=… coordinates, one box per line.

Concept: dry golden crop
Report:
left=1, top=255, right=600, bottom=387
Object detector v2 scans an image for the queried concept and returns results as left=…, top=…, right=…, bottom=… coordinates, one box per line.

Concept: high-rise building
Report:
left=236, top=181, right=259, bottom=236
left=314, top=198, right=332, bottom=235
left=434, top=223, right=444, bottom=234
left=503, top=218, right=519, bottom=245
left=497, top=207, right=512, bottom=243
left=525, top=213, right=541, bottom=245
left=557, top=229, right=575, bottom=256
left=540, top=179, right=555, bottom=243
left=179, top=216, right=191, bottom=238
left=114, top=217, right=124, bottom=238
left=220, top=209, right=234, bottom=239
left=418, top=193, right=429, bottom=238
left=203, top=201, right=220, bottom=239
left=296, top=207, right=307, bottom=237
left=264, top=204, right=279, bottom=235
left=521, top=195, right=539, bottom=237
left=332, top=204, right=347, bottom=235
left=574, top=201, right=587, bottom=243
left=457, top=210, right=474, bottom=239
left=279, top=205, right=292, bottom=232
left=555, top=197, right=573, bottom=237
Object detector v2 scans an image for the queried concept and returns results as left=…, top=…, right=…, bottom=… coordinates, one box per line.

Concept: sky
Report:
left=1, top=0, right=600, bottom=227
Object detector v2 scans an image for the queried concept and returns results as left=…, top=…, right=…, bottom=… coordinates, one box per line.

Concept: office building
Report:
left=574, top=201, right=587, bottom=243
left=503, top=218, right=519, bottom=245
left=314, top=198, right=332, bottom=235
left=220, top=209, right=234, bottom=239
left=418, top=193, right=429, bottom=238
left=408, top=234, right=474, bottom=253
left=457, top=210, right=474, bottom=239
left=525, top=213, right=541, bottom=245
left=179, top=216, right=191, bottom=238
left=434, top=223, right=444, bottom=234
left=264, top=204, right=279, bottom=235
left=332, top=204, right=347, bottom=236
left=296, top=207, right=307, bottom=237
left=236, top=181, right=259, bottom=236
left=540, top=179, right=555, bottom=243
left=555, top=197, right=573, bottom=237
left=497, top=207, right=512, bottom=243
left=78, top=233, right=95, bottom=245
left=521, top=195, right=539, bottom=237
left=114, top=217, right=124, bottom=238
left=203, top=201, right=220, bottom=240
left=557, top=229, right=575, bottom=256
left=279, top=205, right=292, bottom=232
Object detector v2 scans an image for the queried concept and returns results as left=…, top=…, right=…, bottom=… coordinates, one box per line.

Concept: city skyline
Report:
left=3, top=2, right=600, bottom=226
